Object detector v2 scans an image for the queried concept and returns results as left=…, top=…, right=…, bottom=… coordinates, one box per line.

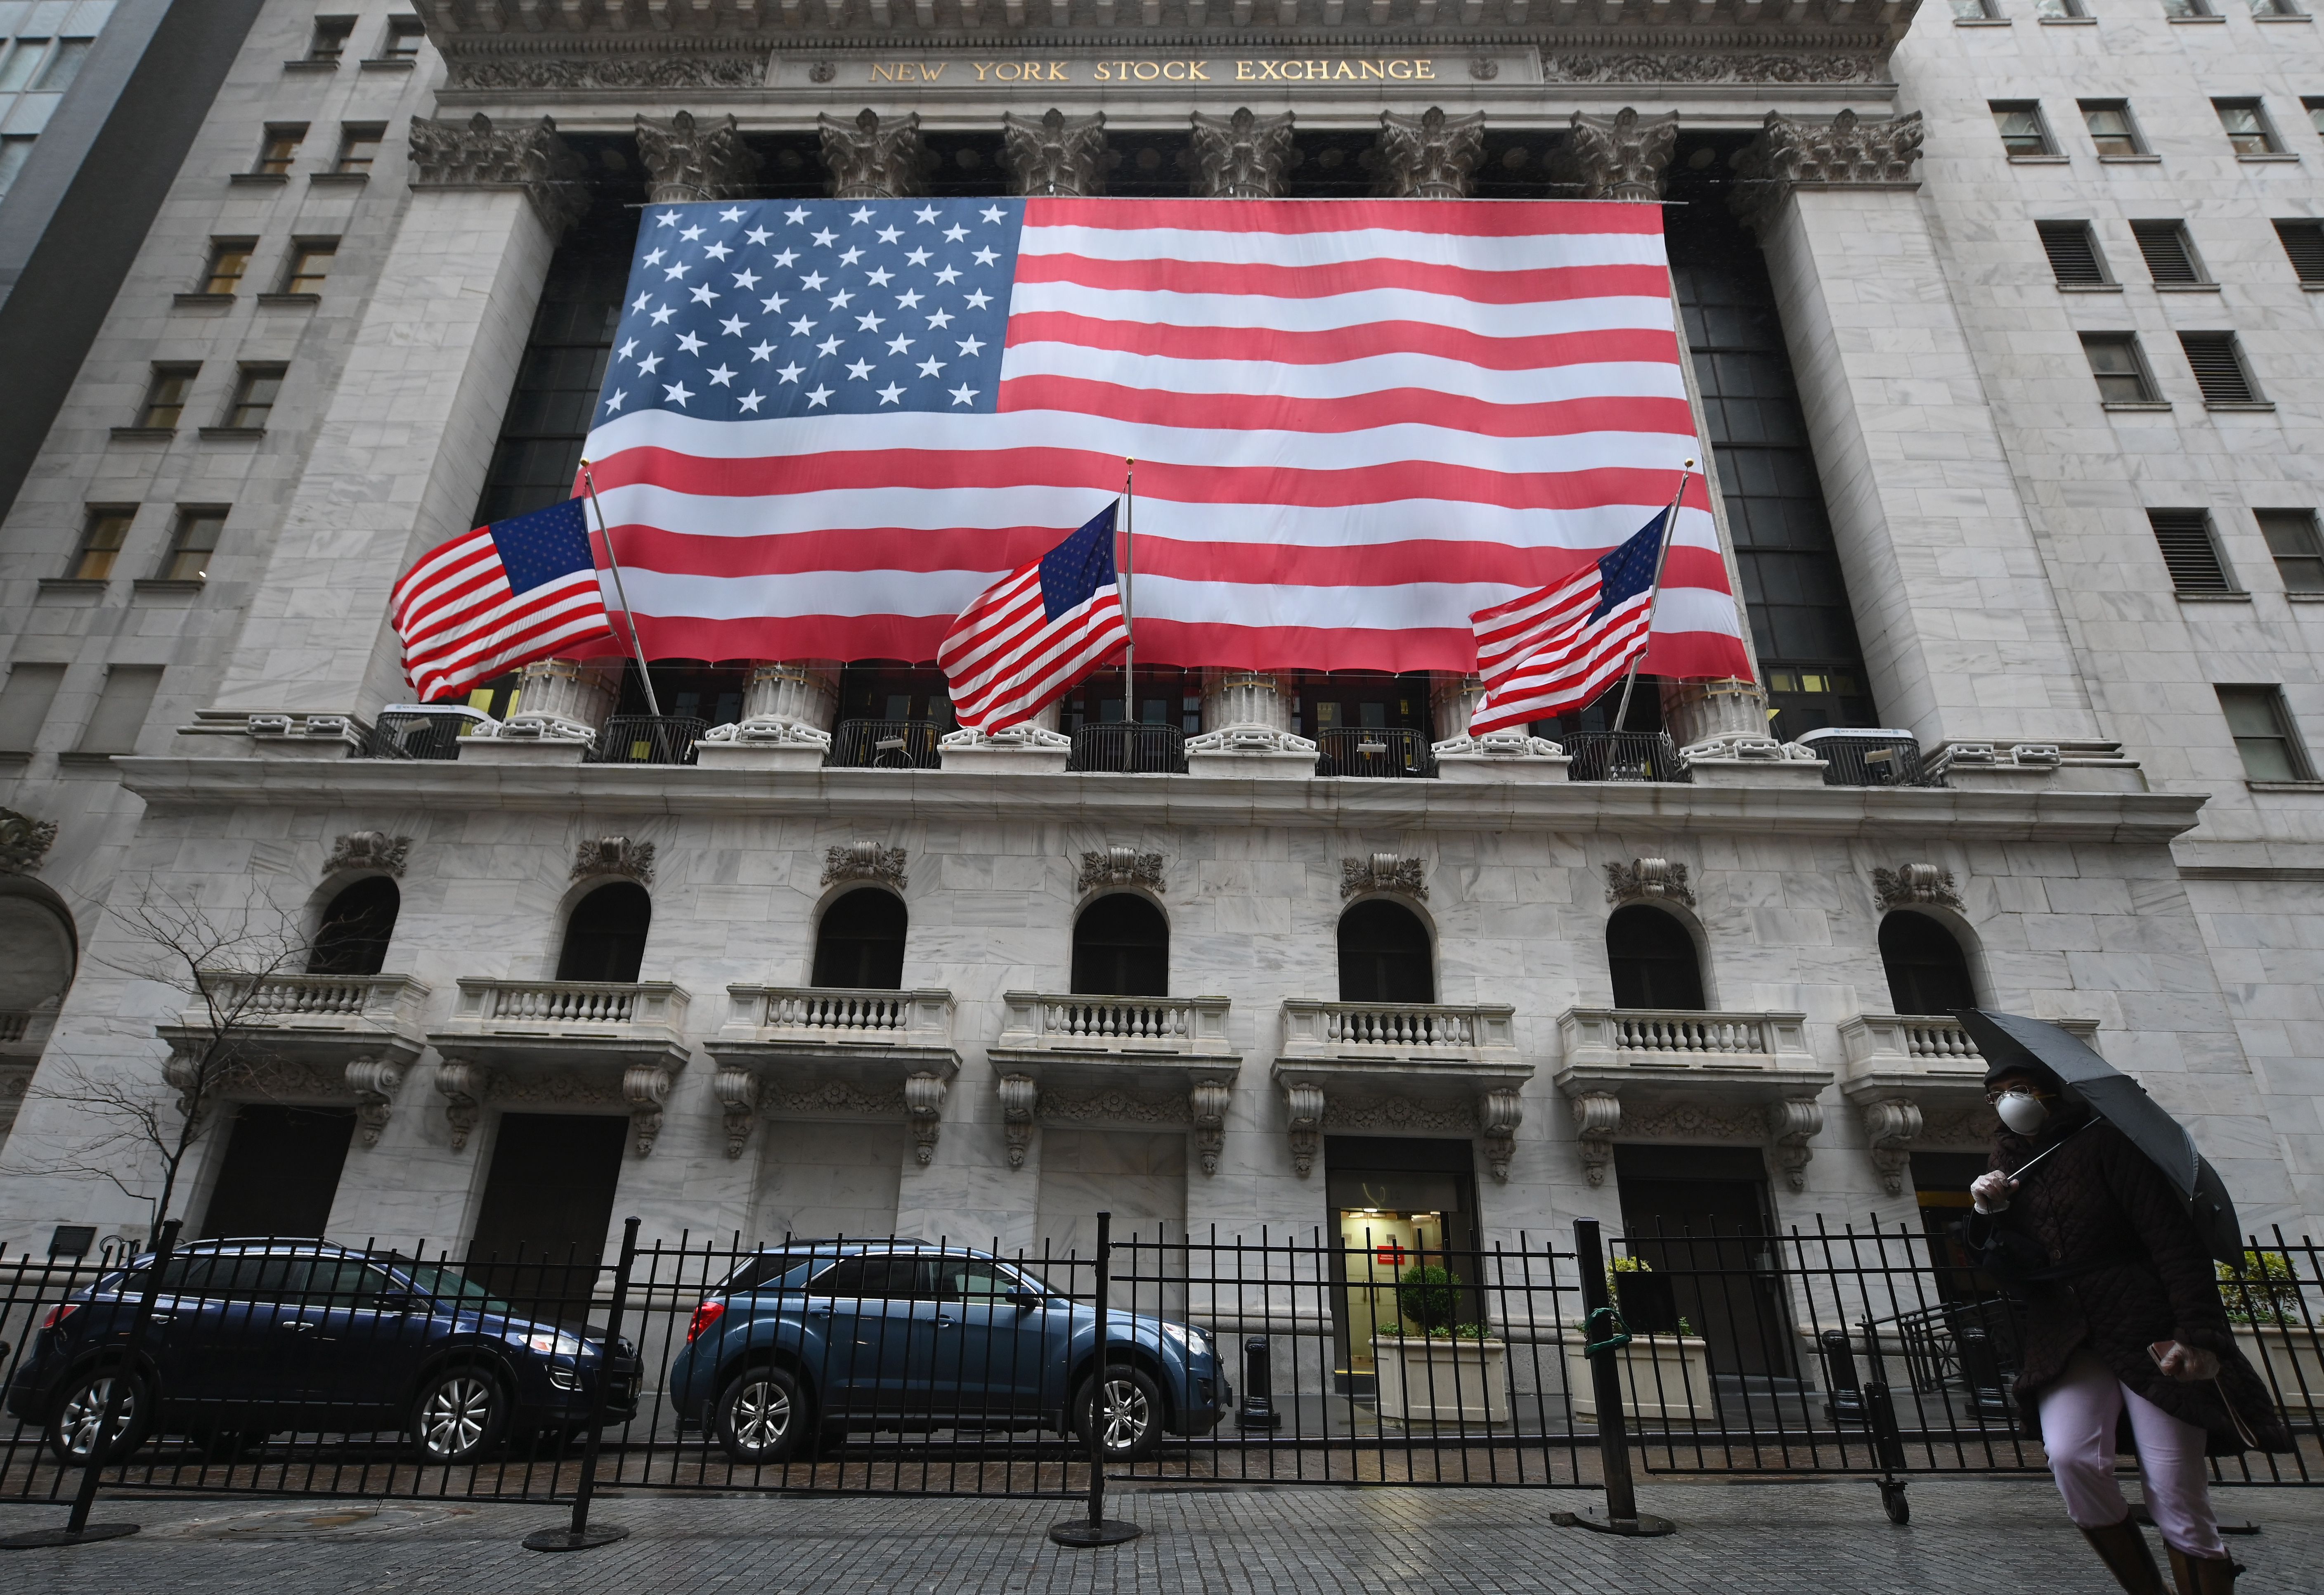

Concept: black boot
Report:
left=2081, top=1518, right=2167, bottom=1595
left=2165, top=1545, right=2241, bottom=1595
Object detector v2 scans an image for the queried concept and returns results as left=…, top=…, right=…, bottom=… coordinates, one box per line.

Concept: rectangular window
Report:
left=157, top=508, right=224, bottom=582
left=0, top=135, right=34, bottom=197
left=0, top=38, right=48, bottom=92
left=2180, top=332, right=2262, bottom=405
left=2216, top=685, right=2315, bottom=781
left=137, top=365, right=198, bottom=429
left=31, top=36, right=89, bottom=92
left=307, top=17, right=355, bottom=60
left=69, top=508, right=135, bottom=581
left=2162, top=0, right=2211, bottom=13
left=199, top=238, right=254, bottom=295
left=381, top=16, right=425, bottom=57
left=281, top=241, right=336, bottom=296
left=2148, top=509, right=2236, bottom=593
left=0, top=664, right=66, bottom=753
left=223, top=366, right=285, bottom=430
left=2307, top=97, right=2324, bottom=139
left=333, top=124, right=383, bottom=173
left=76, top=667, right=163, bottom=757
left=253, top=124, right=305, bottom=176
left=2036, top=0, right=2084, bottom=14
left=2130, top=221, right=2206, bottom=284
left=2082, top=334, right=2158, bottom=403
left=2081, top=102, right=2146, bottom=157
left=2036, top=221, right=2108, bottom=285
left=2251, top=0, right=2302, bottom=15
left=2257, top=510, right=2324, bottom=592
left=1991, top=102, right=2054, bottom=156
left=2215, top=100, right=2281, bottom=156
left=2278, top=220, right=2324, bottom=283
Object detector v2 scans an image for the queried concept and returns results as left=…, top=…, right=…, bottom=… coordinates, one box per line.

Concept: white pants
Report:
left=2038, top=1349, right=2225, bottom=1559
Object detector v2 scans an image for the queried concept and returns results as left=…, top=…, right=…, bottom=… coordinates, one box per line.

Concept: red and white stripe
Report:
left=578, top=199, right=1752, bottom=680
left=389, top=526, right=613, bottom=703
left=1466, top=570, right=1653, bottom=735
left=937, top=560, right=1130, bottom=732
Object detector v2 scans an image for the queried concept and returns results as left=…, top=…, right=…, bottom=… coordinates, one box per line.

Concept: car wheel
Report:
left=409, top=1363, right=508, bottom=1465
left=713, top=1364, right=807, bottom=1465
left=44, top=1368, right=150, bottom=1465
left=1073, top=1364, right=1163, bottom=1464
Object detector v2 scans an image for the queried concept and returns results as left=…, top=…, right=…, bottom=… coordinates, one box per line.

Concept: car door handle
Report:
left=146, top=1313, right=173, bottom=1325
left=277, top=1320, right=319, bottom=1332
left=936, top=1317, right=959, bottom=1328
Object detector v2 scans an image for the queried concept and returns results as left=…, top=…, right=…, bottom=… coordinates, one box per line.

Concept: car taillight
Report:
left=40, top=1302, right=79, bottom=1331
left=686, top=1299, right=725, bottom=1344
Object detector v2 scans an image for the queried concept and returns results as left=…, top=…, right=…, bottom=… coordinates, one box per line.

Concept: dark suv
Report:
left=5, top=1240, right=640, bottom=1464
left=667, top=1242, right=1228, bottom=1463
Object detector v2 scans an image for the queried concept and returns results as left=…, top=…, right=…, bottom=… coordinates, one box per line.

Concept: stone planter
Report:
left=1373, top=1335, right=1510, bottom=1425
left=2234, top=1324, right=2324, bottom=1410
left=1565, top=1331, right=1716, bottom=1424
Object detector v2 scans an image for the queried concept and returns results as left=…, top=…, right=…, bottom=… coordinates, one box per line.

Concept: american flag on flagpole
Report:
left=573, top=196, right=1753, bottom=680
left=1465, top=506, right=1669, bottom=736
left=390, top=498, right=615, bottom=703
left=939, top=500, right=1130, bottom=732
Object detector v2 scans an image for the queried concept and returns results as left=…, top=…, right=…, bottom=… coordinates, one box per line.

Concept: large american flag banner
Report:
left=575, top=196, right=1752, bottom=681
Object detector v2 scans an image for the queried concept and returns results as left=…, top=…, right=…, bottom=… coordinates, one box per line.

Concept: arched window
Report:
left=1607, top=905, right=1705, bottom=1010
left=307, top=878, right=400, bottom=977
left=557, top=882, right=652, bottom=983
left=1880, top=911, right=1976, bottom=1015
left=1338, top=899, right=1434, bottom=1004
left=1071, top=894, right=1168, bottom=997
left=812, top=889, right=907, bottom=989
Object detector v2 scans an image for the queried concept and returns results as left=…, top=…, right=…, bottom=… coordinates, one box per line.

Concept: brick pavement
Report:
left=0, top=1478, right=2316, bottom=1593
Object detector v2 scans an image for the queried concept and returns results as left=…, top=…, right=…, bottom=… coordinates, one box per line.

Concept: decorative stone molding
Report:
left=493, top=712, right=597, bottom=743
left=714, top=1064, right=759, bottom=1158
left=998, top=1073, right=1039, bottom=1168
left=436, top=1060, right=485, bottom=1151
left=623, top=1062, right=675, bottom=1156
left=1479, top=1087, right=1522, bottom=1183
left=1873, top=863, right=1962, bottom=912
left=1374, top=106, right=1484, bottom=199
left=1544, top=52, right=1888, bottom=85
left=824, top=841, right=907, bottom=891
left=1605, top=857, right=1694, bottom=909
left=1569, top=1090, right=1622, bottom=1186
left=574, top=835, right=655, bottom=885
left=1731, top=110, right=1925, bottom=226
left=1558, top=108, right=1678, bottom=202
left=1284, top=1080, right=1324, bottom=1177
left=1190, top=107, right=1295, bottom=198
left=938, top=722, right=1073, bottom=774
left=818, top=109, right=927, bottom=199
left=634, top=110, right=761, bottom=202
left=1325, top=1095, right=1475, bottom=1136
left=1041, top=1088, right=1191, bottom=1126
left=1190, top=1079, right=1230, bottom=1177
left=1003, top=108, right=1107, bottom=197
left=1340, top=854, right=1426, bottom=901
left=326, top=832, right=410, bottom=878
left=407, top=113, right=589, bottom=237
left=904, top=1069, right=949, bottom=1164
left=445, top=51, right=769, bottom=92
left=0, top=809, right=58, bottom=873
left=1861, top=1096, right=1923, bottom=1195
left=700, top=717, right=832, bottom=747
left=1766, top=1097, right=1825, bottom=1193
left=344, top=1057, right=406, bottom=1147
left=1079, top=847, right=1165, bottom=897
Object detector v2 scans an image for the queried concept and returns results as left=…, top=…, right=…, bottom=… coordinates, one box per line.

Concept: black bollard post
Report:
left=1551, top=1219, right=1674, bottom=1538
left=1050, top=1211, right=1140, bottom=1548
left=525, top=1217, right=640, bottom=1552
left=1237, top=1335, right=1281, bottom=1429
left=1820, top=1328, right=1867, bottom=1424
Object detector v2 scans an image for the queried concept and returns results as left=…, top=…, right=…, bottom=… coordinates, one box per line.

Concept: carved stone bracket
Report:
left=1374, top=106, right=1484, bottom=199
left=1004, top=108, right=1107, bottom=196
left=1861, top=1096, right=1924, bottom=1196
left=623, top=1063, right=674, bottom=1156
left=1569, top=1090, right=1621, bottom=1186
left=635, top=110, right=761, bottom=202
left=714, top=1064, right=759, bottom=1158
left=1284, top=1081, right=1324, bottom=1177
left=1191, top=107, right=1294, bottom=198
left=998, top=1073, right=1039, bottom=1169
left=574, top=835, right=655, bottom=885
left=0, top=808, right=58, bottom=873
left=1479, top=1087, right=1522, bottom=1183
left=1873, top=863, right=1962, bottom=912
left=327, top=832, right=411, bottom=878
left=825, top=841, right=907, bottom=891
left=1605, top=857, right=1694, bottom=909
left=1190, top=1080, right=1230, bottom=1177
left=436, top=1060, right=485, bottom=1152
left=904, top=1069, right=949, bottom=1164
left=408, top=112, right=589, bottom=237
left=345, top=1057, right=406, bottom=1147
left=1078, top=847, right=1164, bottom=897
left=1341, top=854, right=1426, bottom=901
left=1731, top=109, right=1926, bottom=226
left=1766, top=1097, right=1825, bottom=1193
left=1558, top=108, right=1678, bottom=202
left=819, top=109, right=927, bottom=199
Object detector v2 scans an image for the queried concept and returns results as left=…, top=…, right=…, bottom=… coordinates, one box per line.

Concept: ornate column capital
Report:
left=623, top=1062, right=674, bottom=1156
left=1479, top=1087, right=1522, bottom=1183
left=1568, top=1090, right=1621, bottom=1186
left=818, top=108, right=928, bottom=200
left=904, top=1069, right=948, bottom=1164
left=1284, top=1081, right=1324, bottom=1178
left=998, top=1073, right=1039, bottom=1169
left=1766, top=1096, right=1826, bottom=1193
left=634, top=110, right=762, bottom=203
left=435, top=1059, right=486, bottom=1151
left=345, top=1058, right=406, bottom=1148
left=714, top=1064, right=759, bottom=1158
left=1190, top=1080, right=1230, bottom=1177
left=1731, top=110, right=1926, bottom=226
left=1558, top=108, right=1678, bottom=202
left=408, top=112, right=589, bottom=238
left=1374, top=106, right=1485, bottom=199
left=1861, top=1096, right=1924, bottom=1195
left=1191, top=107, right=1295, bottom=199
left=1004, top=108, right=1108, bottom=197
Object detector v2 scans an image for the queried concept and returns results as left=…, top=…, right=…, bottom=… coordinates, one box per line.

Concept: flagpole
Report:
left=1121, top=458, right=1135, bottom=731
left=579, top=459, right=663, bottom=719
left=1610, top=459, right=1697, bottom=734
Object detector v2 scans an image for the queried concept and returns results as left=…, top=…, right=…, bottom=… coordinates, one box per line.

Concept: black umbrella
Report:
left=1958, top=1009, right=2244, bottom=1265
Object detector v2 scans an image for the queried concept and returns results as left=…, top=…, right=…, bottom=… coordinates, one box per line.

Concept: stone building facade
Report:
left=0, top=0, right=2318, bottom=1343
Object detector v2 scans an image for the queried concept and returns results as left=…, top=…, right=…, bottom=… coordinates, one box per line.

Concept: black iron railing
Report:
left=1069, top=723, right=1187, bottom=774
left=828, top=718, right=944, bottom=769
left=1565, top=730, right=1690, bottom=783
left=584, top=715, right=707, bottom=767
left=1314, top=727, right=1433, bottom=779
left=366, top=708, right=480, bottom=761
left=1811, top=735, right=1942, bottom=788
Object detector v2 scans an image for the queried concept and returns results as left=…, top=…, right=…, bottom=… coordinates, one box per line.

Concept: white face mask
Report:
left=1996, top=1091, right=2051, bottom=1135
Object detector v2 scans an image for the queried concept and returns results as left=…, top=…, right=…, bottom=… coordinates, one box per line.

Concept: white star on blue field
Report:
left=596, top=197, right=1024, bottom=423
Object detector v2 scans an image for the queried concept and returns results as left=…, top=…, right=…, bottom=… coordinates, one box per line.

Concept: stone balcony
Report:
left=153, top=973, right=433, bottom=1148
left=1838, top=1012, right=2101, bottom=1192
left=1271, top=999, right=1531, bottom=1182
left=427, top=978, right=690, bottom=1157
left=705, top=986, right=961, bottom=1163
left=986, top=993, right=1242, bottom=1174
left=1552, top=1007, right=1834, bottom=1190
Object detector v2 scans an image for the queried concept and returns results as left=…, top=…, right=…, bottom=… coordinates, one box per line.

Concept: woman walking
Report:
left=1968, top=1057, right=2287, bottom=1593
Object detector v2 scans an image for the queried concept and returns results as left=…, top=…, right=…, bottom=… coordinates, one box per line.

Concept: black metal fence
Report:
left=1566, top=731, right=1690, bottom=783
left=1069, top=724, right=1187, bottom=774
left=1812, top=735, right=1943, bottom=788
left=827, top=719, right=945, bottom=770
left=3, top=1220, right=2318, bottom=1510
left=583, top=715, right=707, bottom=767
left=366, top=709, right=478, bottom=761
left=1314, top=727, right=1433, bottom=779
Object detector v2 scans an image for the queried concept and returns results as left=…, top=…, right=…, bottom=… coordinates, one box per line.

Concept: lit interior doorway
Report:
left=1323, top=1136, right=1479, bottom=1392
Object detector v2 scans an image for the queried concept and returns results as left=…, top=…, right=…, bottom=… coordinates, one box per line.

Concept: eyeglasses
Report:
left=1984, top=1087, right=2054, bottom=1106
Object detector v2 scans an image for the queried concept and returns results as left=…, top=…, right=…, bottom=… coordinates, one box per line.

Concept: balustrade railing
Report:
left=997, top=990, right=1234, bottom=1053
left=1604, top=1012, right=1772, bottom=1054
left=1897, top=1016, right=1980, bottom=1060
left=215, top=974, right=386, bottom=1017
left=1044, top=997, right=1199, bottom=1041
left=1280, top=999, right=1519, bottom=1058
left=456, top=980, right=686, bottom=1028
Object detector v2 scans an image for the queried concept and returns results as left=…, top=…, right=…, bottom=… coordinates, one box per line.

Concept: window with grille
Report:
left=2179, top=332, right=2261, bottom=405
left=1991, top=103, right=2053, bottom=156
left=2274, top=221, right=2324, bottom=284
left=2080, top=102, right=2145, bottom=157
left=307, top=17, right=354, bottom=61
left=281, top=241, right=336, bottom=296
left=69, top=509, right=134, bottom=581
left=2130, top=221, right=2205, bottom=283
left=223, top=366, right=285, bottom=429
left=253, top=124, right=305, bottom=176
left=2215, top=100, right=2279, bottom=156
left=137, top=366, right=198, bottom=429
left=2257, top=511, right=2324, bottom=592
left=2216, top=686, right=2315, bottom=781
left=2036, top=222, right=2108, bottom=284
left=199, top=238, right=254, bottom=295
left=334, top=125, right=383, bottom=173
left=2082, top=334, right=2158, bottom=403
left=77, top=667, right=164, bottom=756
left=158, top=509, right=224, bottom=582
left=2148, top=510, right=2236, bottom=592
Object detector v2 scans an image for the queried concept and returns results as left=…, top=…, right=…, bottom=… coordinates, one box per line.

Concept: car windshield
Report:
left=395, top=1264, right=511, bottom=1315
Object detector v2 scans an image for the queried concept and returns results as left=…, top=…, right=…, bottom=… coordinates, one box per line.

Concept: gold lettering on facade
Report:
left=871, top=62, right=950, bottom=80
left=914, top=56, right=1438, bottom=85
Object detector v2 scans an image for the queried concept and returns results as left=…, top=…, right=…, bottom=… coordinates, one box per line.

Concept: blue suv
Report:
left=6, top=1240, right=640, bottom=1464
left=667, top=1243, right=1228, bottom=1463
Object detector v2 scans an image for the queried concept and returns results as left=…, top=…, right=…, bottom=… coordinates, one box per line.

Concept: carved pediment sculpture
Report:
left=1872, top=862, right=1962, bottom=912
left=818, top=108, right=928, bottom=200
left=326, top=831, right=411, bottom=878
left=1078, top=846, right=1164, bottom=896
left=1605, top=857, right=1695, bottom=909
left=1190, top=107, right=1295, bottom=199
left=1375, top=107, right=1485, bottom=199
left=0, top=808, right=58, bottom=873
left=1004, top=108, right=1107, bottom=197
left=574, top=835, right=655, bottom=885
left=825, top=841, right=907, bottom=891
left=1341, top=853, right=1426, bottom=901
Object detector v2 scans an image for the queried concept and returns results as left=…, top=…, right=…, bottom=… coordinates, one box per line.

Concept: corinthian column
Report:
left=1374, top=107, right=1485, bottom=199
left=818, top=109, right=928, bottom=199
left=634, top=110, right=762, bottom=202
left=1557, top=107, right=1678, bottom=201
left=1189, top=107, right=1295, bottom=198
left=1002, top=109, right=1108, bottom=196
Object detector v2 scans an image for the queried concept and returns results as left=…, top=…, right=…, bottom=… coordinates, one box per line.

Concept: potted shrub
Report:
left=2220, top=1251, right=2324, bottom=1412
left=1372, top=1264, right=1510, bottom=1426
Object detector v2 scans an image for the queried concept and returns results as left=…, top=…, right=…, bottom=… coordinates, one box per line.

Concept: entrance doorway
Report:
left=1323, top=1136, right=1479, bottom=1391
left=1613, top=1144, right=1795, bottom=1378
left=199, top=1104, right=357, bottom=1240
left=468, top=1113, right=627, bottom=1313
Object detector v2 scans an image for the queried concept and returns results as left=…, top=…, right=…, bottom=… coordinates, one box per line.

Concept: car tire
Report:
left=409, top=1362, right=509, bottom=1466
left=44, top=1366, right=151, bottom=1465
left=712, top=1364, right=808, bottom=1466
left=1072, top=1364, right=1164, bottom=1464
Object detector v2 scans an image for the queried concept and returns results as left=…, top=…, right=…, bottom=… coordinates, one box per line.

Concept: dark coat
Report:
left=1967, top=1111, right=2291, bottom=1455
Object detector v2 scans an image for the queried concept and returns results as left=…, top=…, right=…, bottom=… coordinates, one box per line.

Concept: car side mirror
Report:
left=1005, top=1288, right=1045, bottom=1310
left=370, top=1294, right=421, bottom=1315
